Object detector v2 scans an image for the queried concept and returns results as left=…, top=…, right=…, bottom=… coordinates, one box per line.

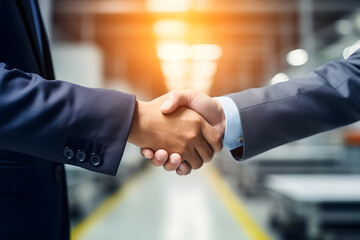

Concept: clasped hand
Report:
left=128, top=90, right=226, bottom=176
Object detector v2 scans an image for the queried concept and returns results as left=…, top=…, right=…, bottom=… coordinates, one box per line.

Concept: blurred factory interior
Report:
left=39, top=0, right=360, bottom=239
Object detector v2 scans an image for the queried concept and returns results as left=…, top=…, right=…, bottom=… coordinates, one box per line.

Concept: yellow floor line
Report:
left=71, top=171, right=143, bottom=240
left=204, top=165, right=272, bottom=240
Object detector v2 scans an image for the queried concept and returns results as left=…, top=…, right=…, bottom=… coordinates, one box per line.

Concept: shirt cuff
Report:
left=213, top=96, right=243, bottom=150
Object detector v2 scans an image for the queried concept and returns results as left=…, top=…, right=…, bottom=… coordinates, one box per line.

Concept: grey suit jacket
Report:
left=228, top=50, right=360, bottom=160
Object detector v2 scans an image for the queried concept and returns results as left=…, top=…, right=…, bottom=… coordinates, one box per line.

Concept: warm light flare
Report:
left=157, top=43, right=222, bottom=61
left=161, top=60, right=217, bottom=92
left=153, top=14, right=222, bottom=93
left=157, top=42, right=188, bottom=61
left=189, top=61, right=216, bottom=92
left=190, top=61, right=217, bottom=78
left=190, top=44, right=223, bottom=61
left=147, top=0, right=192, bottom=12
left=161, top=61, right=187, bottom=78
left=153, top=20, right=188, bottom=38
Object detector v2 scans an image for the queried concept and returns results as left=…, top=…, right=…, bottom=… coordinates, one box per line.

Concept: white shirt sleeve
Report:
left=213, top=96, right=243, bottom=150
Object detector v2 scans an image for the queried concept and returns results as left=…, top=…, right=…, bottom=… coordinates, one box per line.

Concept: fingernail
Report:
left=155, top=152, right=164, bottom=162
left=160, top=100, right=171, bottom=111
left=179, top=164, right=186, bottom=172
left=170, top=157, right=178, bottom=165
left=143, top=152, right=152, bottom=159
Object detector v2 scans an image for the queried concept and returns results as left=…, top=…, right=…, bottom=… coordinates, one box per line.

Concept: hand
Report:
left=129, top=94, right=222, bottom=170
left=161, top=90, right=226, bottom=134
left=141, top=90, right=226, bottom=175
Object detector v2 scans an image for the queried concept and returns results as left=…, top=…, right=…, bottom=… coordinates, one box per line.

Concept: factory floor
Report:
left=70, top=163, right=278, bottom=240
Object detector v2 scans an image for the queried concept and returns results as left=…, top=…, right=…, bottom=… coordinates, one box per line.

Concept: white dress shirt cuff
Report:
left=213, top=96, right=243, bottom=150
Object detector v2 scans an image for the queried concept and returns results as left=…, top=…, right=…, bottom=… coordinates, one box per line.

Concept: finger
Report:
left=201, top=120, right=223, bottom=153
left=151, top=149, right=169, bottom=166
left=141, top=148, right=155, bottom=159
left=176, top=162, right=192, bottom=176
left=160, top=90, right=196, bottom=114
left=163, top=153, right=182, bottom=171
left=185, top=148, right=203, bottom=170
left=194, top=132, right=214, bottom=163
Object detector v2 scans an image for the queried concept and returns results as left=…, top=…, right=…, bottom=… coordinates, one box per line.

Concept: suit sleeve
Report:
left=228, top=50, right=360, bottom=160
left=0, top=63, right=136, bottom=175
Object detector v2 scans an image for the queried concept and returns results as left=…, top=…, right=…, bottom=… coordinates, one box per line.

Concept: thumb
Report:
left=160, top=92, right=181, bottom=114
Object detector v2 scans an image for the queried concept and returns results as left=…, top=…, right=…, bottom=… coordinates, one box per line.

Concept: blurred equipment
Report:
left=267, top=175, right=360, bottom=240
left=226, top=144, right=353, bottom=196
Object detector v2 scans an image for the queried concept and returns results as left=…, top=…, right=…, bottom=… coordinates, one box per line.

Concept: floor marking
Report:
left=71, top=171, right=143, bottom=240
left=204, top=165, right=272, bottom=240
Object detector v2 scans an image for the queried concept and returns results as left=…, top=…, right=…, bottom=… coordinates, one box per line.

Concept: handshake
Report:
left=128, top=89, right=226, bottom=176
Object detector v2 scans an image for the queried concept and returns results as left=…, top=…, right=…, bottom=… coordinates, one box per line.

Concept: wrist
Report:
left=213, top=96, right=243, bottom=149
left=213, top=98, right=226, bottom=136
left=128, top=100, right=147, bottom=146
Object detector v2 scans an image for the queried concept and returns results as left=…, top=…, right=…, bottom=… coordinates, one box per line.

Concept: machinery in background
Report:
left=267, top=174, right=360, bottom=240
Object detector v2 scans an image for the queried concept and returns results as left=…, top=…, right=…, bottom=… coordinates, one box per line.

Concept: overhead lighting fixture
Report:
left=286, top=49, right=308, bottom=66
left=153, top=20, right=188, bottom=38
left=147, top=0, right=192, bottom=12
left=190, top=44, right=223, bottom=61
left=190, top=61, right=217, bottom=78
left=161, top=61, right=187, bottom=78
left=354, top=12, right=360, bottom=31
left=157, top=43, right=223, bottom=61
left=157, top=42, right=188, bottom=61
left=270, top=73, right=289, bottom=85
left=343, top=41, right=360, bottom=59
left=335, top=19, right=353, bottom=35
left=156, top=41, right=222, bottom=93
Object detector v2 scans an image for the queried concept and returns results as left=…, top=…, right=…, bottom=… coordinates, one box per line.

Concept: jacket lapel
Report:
left=16, top=0, right=54, bottom=79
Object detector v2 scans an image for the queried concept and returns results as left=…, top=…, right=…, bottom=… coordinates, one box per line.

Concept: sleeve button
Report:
left=76, top=150, right=87, bottom=162
left=63, top=147, right=74, bottom=160
left=89, top=153, right=102, bottom=166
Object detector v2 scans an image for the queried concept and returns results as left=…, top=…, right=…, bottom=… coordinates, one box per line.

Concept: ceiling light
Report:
left=335, top=19, right=353, bottom=35
left=286, top=49, right=308, bottom=66
left=270, top=73, right=289, bottom=85
left=343, top=41, right=360, bottom=59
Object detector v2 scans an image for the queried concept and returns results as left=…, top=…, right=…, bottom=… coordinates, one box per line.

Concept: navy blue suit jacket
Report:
left=228, top=50, right=360, bottom=160
left=0, top=1, right=135, bottom=239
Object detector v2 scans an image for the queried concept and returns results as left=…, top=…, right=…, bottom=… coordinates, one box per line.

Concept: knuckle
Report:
left=192, top=161, right=203, bottom=170
left=194, top=117, right=202, bottom=125
left=185, top=132, right=197, bottom=141
left=177, top=147, right=187, bottom=156
left=171, top=90, right=179, bottom=98
left=204, top=151, right=214, bottom=163
left=219, top=140, right=224, bottom=151
left=214, top=132, right=222, bottom=144
left=189, top=132, right=198, bottom=141
left=213, top=133, right=223, bottom=151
